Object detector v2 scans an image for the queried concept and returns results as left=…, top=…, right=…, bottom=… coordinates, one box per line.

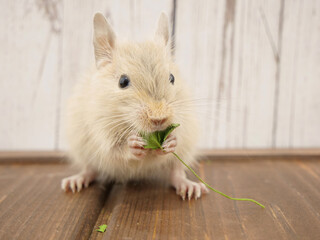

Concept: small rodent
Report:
left=61, top=12, right=208, bottom=200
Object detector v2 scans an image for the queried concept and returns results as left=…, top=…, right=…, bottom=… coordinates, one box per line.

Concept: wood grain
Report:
left=0, top=151, right=65, bottom=163
left=174, top=0, right=320, bottom=149
left=0, top=164, right=110, bottom=240
left=0, top=0, right=63, bottom=150
left=0, top=0, right=320, bottom=150
left=89, top=158, right=320, bottom=240
left=276, top=0, right=320, bottom=148
left=0, top=156, right=320, bottom=239
left=175, top=0, right=281, bottom=148
left=2, top=148, right=320, bottom=163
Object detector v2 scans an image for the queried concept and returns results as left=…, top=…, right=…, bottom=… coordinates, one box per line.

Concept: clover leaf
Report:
left=142, top=123, right=180, bottom=149
left=96, top=224, right=107, bottom=233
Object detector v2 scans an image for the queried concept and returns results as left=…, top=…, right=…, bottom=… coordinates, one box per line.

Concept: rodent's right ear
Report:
left=155, top=13, right=169, bottom=46
left=93, top=13, right=116, bottom=68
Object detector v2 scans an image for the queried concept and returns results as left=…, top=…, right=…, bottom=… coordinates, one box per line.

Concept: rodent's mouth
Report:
left=138, top=107, right=172, bottom=133
left=138, top=122, right=171, bottom=134
left=152, top=125, right=168, bottom=132
left=145, top=122, right=171, bottom=133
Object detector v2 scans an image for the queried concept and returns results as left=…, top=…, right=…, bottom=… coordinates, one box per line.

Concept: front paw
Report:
left=128, top=134, right=148, bottom=159
left=155, top=134, right=177, bottom=155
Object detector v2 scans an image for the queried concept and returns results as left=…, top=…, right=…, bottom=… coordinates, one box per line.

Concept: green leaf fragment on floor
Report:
left=141, top=123, right=265, bottom=209
left=96, top=224, right=107, bottom=233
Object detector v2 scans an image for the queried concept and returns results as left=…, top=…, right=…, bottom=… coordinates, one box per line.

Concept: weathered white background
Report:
left=0, top=0, right=319, bottom=150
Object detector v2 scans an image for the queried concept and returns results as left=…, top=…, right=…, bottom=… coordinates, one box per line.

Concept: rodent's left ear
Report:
left=155, top=12, right=169, bottom=46
left=93, top=13, right=116, bottom=68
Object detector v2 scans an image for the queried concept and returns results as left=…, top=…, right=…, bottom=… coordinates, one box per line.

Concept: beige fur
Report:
left=64, top=13, right=205, bottom=198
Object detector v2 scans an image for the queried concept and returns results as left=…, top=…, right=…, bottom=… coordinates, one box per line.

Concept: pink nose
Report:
left=150, top=117, right=167, bottom=126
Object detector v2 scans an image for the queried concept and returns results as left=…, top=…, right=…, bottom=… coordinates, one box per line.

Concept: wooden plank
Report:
left=174, top=0, right=226, bottom=149
left=0, top=164, right=109, bottom=240
left=276, top=0, right=320, bottom=148
left=0, top=157, right=320, bottom=239
left=241, top=0, right=281, bottom=148
left=290, top=0, right=320, bottom=148
left=226, top=159, right=320, bottom=239
left=0, top=1, right=319, bottom=151
left=2, top=149, right=320, bottom=164
left=199, top=148, right=320, bottom=159
left=89, top=158, right=320, bottom=239
left=174, top=0, right=282, bottom=149
left=0, top=151, right=65, bottom=164
left=174, top=0, right=320, bottom=149
left=0, top=0, right=63, bottom=150
left=91, top=180, right=219, bottom=240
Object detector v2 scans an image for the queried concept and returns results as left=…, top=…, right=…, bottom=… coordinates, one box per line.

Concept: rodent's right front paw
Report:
left=128, top=135, right=148, bottom=159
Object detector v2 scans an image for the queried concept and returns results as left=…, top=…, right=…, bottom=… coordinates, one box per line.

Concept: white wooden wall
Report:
left=0, top=0, right=319, bottom=150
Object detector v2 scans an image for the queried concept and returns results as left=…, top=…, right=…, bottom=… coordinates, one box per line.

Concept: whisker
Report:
left=96, top=118, right=132, bottom=130
left=116, top=123, right=136, bottom=144
left=107, top=120, right=131, bottom=133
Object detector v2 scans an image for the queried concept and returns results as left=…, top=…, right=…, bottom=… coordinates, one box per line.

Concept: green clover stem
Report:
left=171, top=152, right=265, bottom=208
left=142, top=124, right=265, bottom=209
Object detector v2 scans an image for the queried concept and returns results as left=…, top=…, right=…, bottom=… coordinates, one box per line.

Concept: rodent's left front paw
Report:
left=128, top=134, right=148, bottom=159
left=155, top=134, right=177, bottom=155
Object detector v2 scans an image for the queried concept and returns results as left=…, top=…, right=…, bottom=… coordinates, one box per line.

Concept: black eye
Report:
left=169, top=73, right=175, bottom=85
left=119, top=75, right=130, bottom=89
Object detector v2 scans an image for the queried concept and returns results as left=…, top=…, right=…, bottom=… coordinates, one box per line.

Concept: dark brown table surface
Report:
left=0, top=154, right=320, bottom=240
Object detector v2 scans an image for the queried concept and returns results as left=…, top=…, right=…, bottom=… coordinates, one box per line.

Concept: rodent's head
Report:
left=92, top=13, right=191, bottom=142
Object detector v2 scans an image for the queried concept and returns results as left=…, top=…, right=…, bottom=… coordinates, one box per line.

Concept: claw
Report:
left=70, top=181, right=76, bottom=193
left=179, top=184, right=187, bottom=200
left=128, top=134, right=148, bottom=159
left=61, top=169, right=96, bottom=193
left=195, top=185, right=201, bottom=200
left=171, top=175, right=208, bottom=200
left=159, top=135, right=177, bottom=155
left=76, top=178, right=83, bottom=192
left=181, top=193, right=186, bottom=201
left=188, top=187, right=193, bottom=200
left=84, top=180, right=90, bottom=188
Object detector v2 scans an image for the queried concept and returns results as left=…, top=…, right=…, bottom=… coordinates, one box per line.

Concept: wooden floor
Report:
left=0, top=154, right=320, bottom=240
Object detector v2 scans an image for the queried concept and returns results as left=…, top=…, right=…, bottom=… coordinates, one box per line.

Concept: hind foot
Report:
left=61, top=168, right=96, bottom=193
left=170, top=166, right=208, bottom=200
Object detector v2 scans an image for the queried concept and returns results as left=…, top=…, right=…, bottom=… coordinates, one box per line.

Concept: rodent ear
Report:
left=93, top=13, right=116, bottom=68
left=155, top=12, right=169, bottom=46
